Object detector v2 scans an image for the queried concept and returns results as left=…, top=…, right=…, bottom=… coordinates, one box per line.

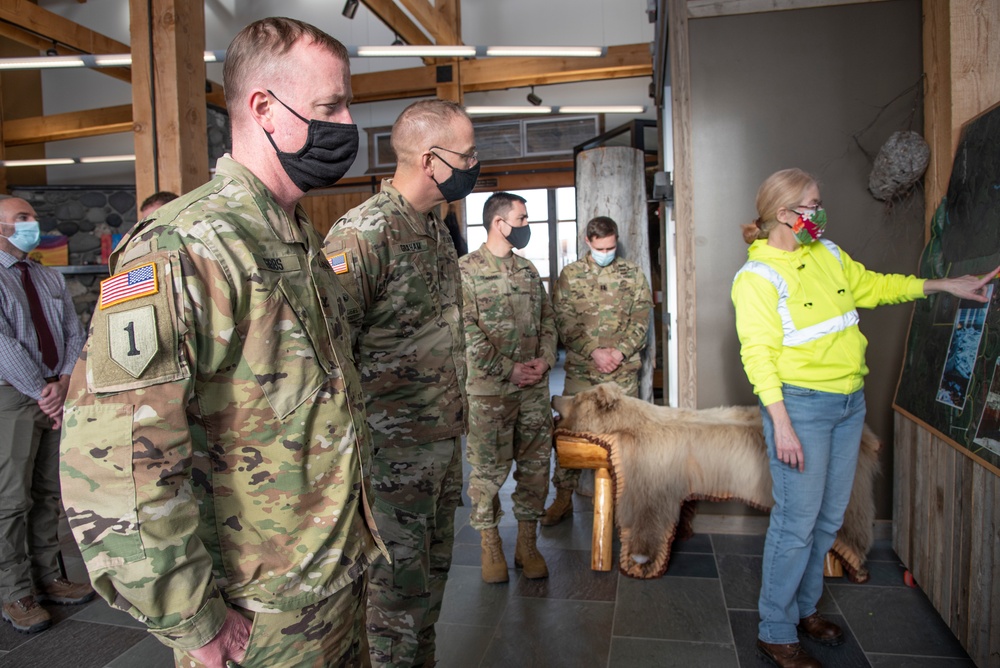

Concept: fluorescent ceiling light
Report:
left=0, top=155, right=136, bottom=167
left=466, top=105, right=646, bottom=116
left=354, top=45, right=477, bottom=58
left=78, top=154, right=137, bottom=164
left=0, top=56, right=85, bottom=70
left=0, top=45, right=607, bottom=70
left=556, top=105, right=646, bottom=114
left=485, top=46, right=605, bottom=57
left=90, top=54, right=133, bottom=67
left=0, top=158, right=76, bottom=167
left=466, top=105, right=554, bottom=115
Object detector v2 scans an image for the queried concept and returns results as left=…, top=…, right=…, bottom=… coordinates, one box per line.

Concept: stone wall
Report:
left=10, top=108, right=231, bottom=330
left=12, top=185, right=138, bottom=328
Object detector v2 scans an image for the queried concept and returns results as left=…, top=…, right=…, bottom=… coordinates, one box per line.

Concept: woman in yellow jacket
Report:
left=731, top=168, right=996, bottom=668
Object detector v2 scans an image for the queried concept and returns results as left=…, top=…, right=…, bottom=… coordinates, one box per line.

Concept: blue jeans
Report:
left=758, top=385, right=866, bottom=644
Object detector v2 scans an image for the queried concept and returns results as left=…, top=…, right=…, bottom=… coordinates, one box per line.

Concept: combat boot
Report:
left=540, top=488, right=573, bottom=526
left=514, top=520, right=548, bottom=579
left=480, top=528, right=509, bottom=584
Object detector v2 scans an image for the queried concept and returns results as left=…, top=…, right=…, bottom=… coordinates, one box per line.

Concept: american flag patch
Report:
left=99, top=262, right=158, bottom=309
left=328, top=252, right=349, bottom=275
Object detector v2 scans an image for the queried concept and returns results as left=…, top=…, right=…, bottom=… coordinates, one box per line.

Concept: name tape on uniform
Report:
left=100, top=262, right=159, bottom=309
left=328, top=252, right=350, bottom=275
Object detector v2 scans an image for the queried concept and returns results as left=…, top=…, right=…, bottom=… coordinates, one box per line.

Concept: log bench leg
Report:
left=823, top=551, right=843, bottom=578
left=592, top=468, right=614, bottom=571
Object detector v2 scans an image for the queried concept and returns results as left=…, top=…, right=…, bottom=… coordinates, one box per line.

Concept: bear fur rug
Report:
left=551, top=383, right=880, bottom=581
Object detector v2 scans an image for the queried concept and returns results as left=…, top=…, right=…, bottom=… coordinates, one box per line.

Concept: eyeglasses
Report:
left=788, top=203, right=823, bottom=214
left=430, top=145, right=479, bottom=169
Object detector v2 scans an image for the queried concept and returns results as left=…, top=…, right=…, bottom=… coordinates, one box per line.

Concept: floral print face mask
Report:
left=786, top=206, right=827, bottom=245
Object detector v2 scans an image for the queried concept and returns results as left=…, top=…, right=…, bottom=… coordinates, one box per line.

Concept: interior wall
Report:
left=688, top=0, right=923, bottom=519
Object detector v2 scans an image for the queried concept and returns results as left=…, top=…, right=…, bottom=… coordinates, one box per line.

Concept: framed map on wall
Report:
left=894, top=101, right=1000, bottom=476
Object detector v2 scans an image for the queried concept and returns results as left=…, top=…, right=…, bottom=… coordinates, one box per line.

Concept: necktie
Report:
left=15, top=262, right=59, bottom=371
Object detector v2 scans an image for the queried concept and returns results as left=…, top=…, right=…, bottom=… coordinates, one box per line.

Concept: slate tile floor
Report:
left=4, top=476, right=974, bottom=668
left=0, top=354, right=973, bottom=666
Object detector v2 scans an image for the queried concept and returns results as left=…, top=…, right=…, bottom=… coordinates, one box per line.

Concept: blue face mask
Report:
left=591, top=248, right=616, bottom=267
left=6, top=221, right=40, bottom=253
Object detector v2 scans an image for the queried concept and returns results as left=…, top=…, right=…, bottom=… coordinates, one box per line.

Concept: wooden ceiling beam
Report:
left=686, top=0, right=892, bottom=19
left=351, top=64, right=439, bottom=102
left=0, top=0, right=226, bottom=106
left=460, top=43, right=652, bottom=90
left=0, top=2, right=132, bottom=83
left=0, top=0, right=130, bottom=58
left=2, top=105, right=134, bottom=146
left=351, top=42, right=652, bottom=102
left=435, top=0, right=461, bottom=46
left=359, top=0, right=433, bottom=46
left=396, top=0, right=461, bottom=45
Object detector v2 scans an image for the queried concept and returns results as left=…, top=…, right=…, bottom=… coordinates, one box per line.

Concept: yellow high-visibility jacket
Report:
left=732, top=238, right=925, bottom=406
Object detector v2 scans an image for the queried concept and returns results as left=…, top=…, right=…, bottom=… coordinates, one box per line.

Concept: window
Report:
left=367, top=116, right=601, bottom=171
left=465, top=187, right=578, bottom=292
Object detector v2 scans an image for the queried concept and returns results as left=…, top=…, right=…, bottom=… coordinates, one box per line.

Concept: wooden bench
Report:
left=554, top=431, right=845, bottom=577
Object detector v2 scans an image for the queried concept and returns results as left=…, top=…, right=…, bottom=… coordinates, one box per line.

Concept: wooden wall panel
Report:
left=894, top=413, right=1000, bottom=668
left=300, top=190, right=374, bottom=238
left=897, top=2, right=1000, bottom=666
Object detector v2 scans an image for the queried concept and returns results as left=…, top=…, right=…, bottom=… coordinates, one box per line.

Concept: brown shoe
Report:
left=540, top=488, right=573, bottom=527
left=756, top=640, right=822, bottom=668
left=797, top=612, right=844, bottom=646
left=37, top=577, right=96, bottom=605
left=480, top=528, right=509, bottom=584
left=2, top=595, right=51, bottom=633
left=514, top=520, right=548, bottom=579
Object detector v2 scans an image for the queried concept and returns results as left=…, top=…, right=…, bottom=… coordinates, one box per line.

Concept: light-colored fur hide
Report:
left=552, top=383, right=880, bottom=581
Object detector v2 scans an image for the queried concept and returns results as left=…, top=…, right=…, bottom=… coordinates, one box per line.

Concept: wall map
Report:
left=894, top=102, right=1000, bottom=475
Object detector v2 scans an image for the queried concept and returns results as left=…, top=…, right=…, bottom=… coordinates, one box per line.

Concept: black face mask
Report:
left=430, top=152, right=481, bottom=202
left=502, top=220, right=531, bottom=249
left=265, top=90, right=359, bottom=192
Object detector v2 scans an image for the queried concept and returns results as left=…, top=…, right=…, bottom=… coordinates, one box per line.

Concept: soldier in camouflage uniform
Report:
left=460, top=193, right=557, bottom=584
left=59, top=19, right=385, bottom=668
left=543, top=216, right=652, bottom=526
left=322, top=99, right=476, bottom=668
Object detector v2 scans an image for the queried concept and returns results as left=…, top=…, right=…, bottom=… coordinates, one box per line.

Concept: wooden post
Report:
left=592, top=468, right=614, bottom=571
left=668, top=0, right=696, bottom=409
left=575, top=146, right=656, bottom=402
left=823, top=552, right=844, bottom=578
left=129, top=0, right=209, bottom=204
left=554, top=433, right=615, bottom=572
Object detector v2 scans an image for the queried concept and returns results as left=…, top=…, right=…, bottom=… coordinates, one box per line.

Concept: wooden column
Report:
left=923, top=0, right=1000, bottom=222
left=129, top=0, right=208, bottom=203
left=575, top=146, right=656, bottom=403
left=668, top=0, right=695, bottom=409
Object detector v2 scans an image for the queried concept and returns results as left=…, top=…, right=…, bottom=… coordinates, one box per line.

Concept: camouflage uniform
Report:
left=460, top=245, right=557, bottom=530
left=59, top=157, right=385, bottom=667
left=552, top=253, right=651, bottom=488
left=323, top=179, right=466, bottom=668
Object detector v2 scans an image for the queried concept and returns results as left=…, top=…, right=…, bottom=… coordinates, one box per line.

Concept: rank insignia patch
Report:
left=100, top=262, right=158, bottom=309
left=328, top=252, right=349, bottom=275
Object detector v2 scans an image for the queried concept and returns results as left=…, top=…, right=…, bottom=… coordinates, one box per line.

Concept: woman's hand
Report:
left=766, top=400, right=805, bottom=472
left=924, top=266, right=1000, bottom=302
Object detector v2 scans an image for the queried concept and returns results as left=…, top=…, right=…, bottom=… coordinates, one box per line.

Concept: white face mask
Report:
left=4, top=221, right=41, bottom=253
left=591, top=248, right=616, bottom=267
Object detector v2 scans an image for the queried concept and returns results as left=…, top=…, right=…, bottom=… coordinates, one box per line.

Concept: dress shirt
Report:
left=0, top=249, right=85, bottom=400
